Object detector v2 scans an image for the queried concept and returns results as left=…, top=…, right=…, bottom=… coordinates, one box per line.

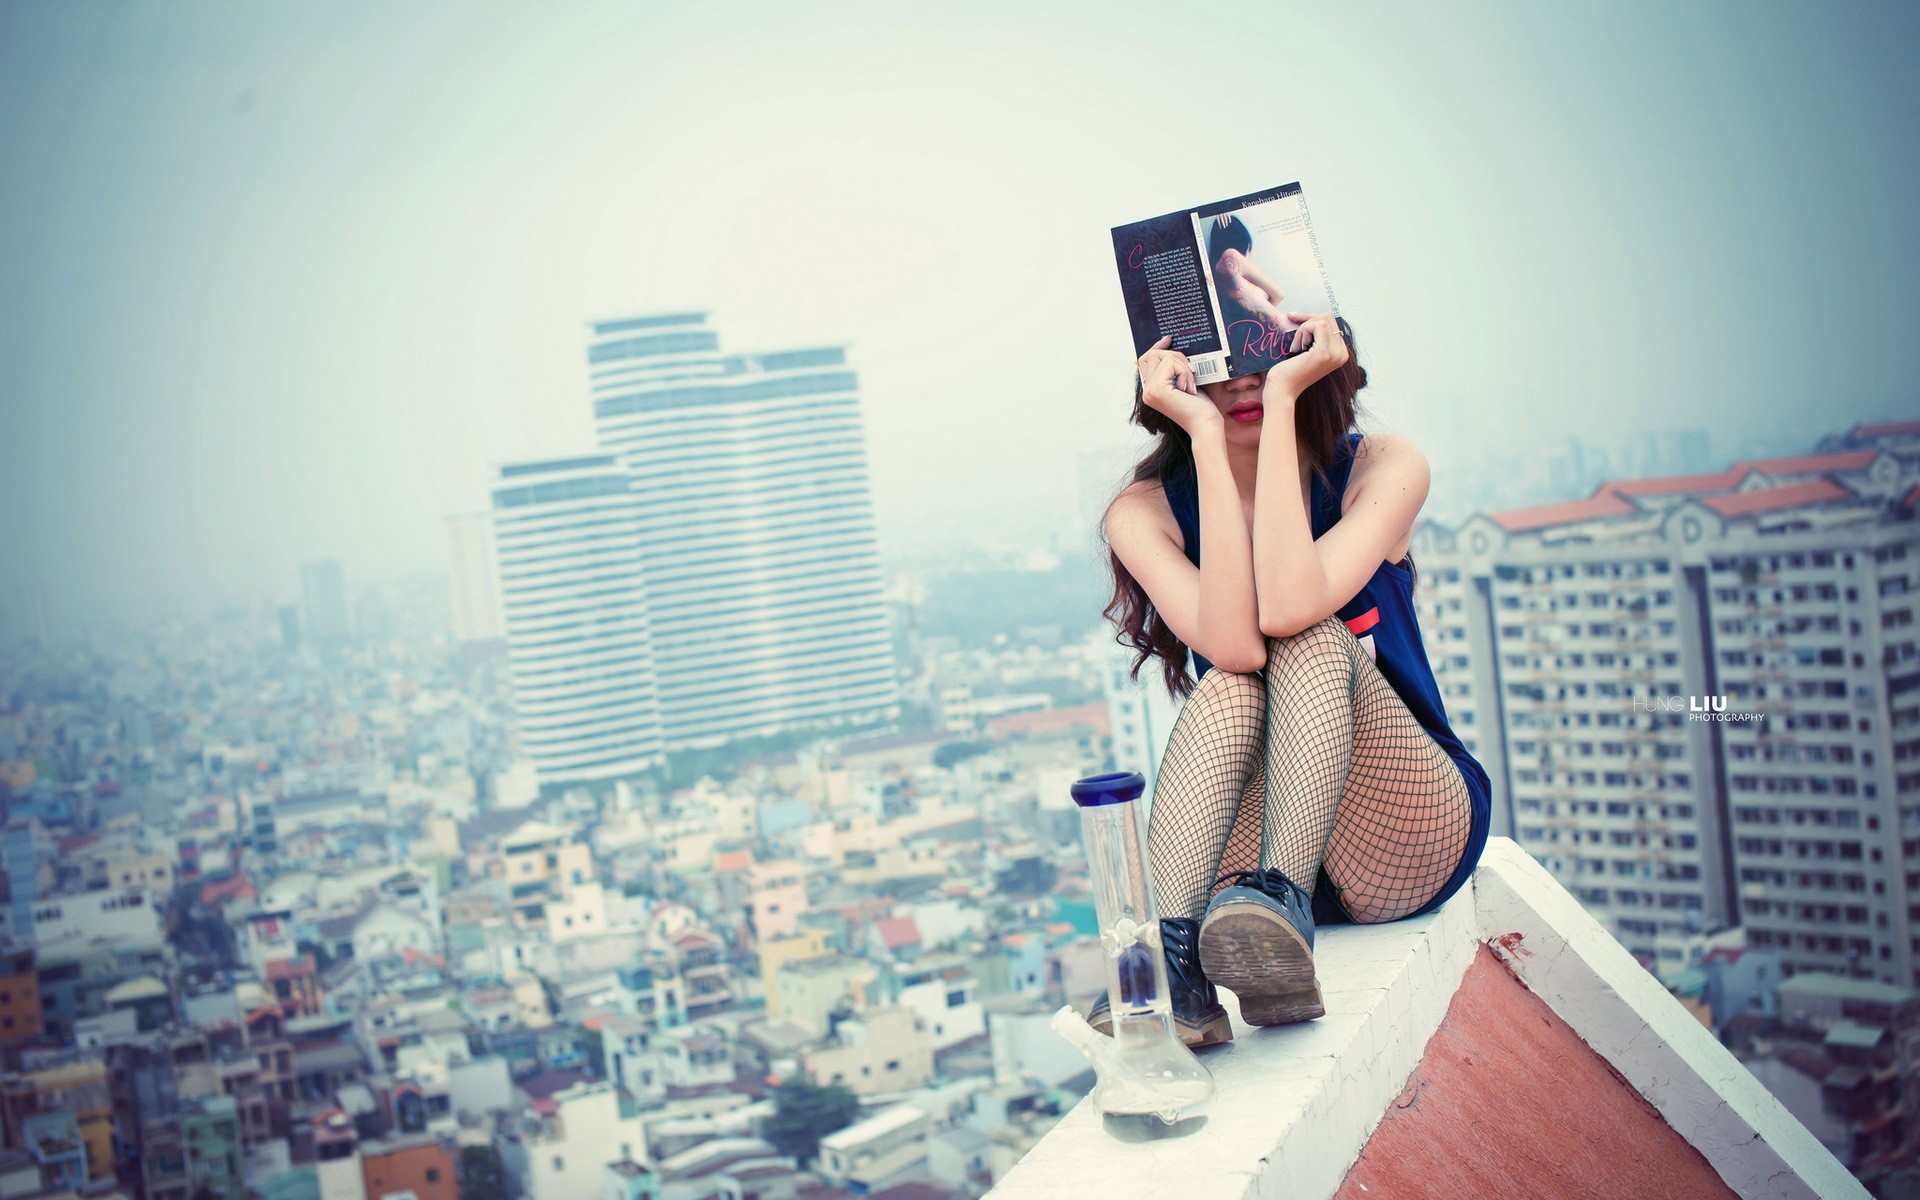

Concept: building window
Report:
left=425, top=1169, right=439, bottom=1184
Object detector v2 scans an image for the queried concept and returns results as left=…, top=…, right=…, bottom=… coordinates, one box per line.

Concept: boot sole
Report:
left=1090, top=1006, right=1234, bottom=1048
left=1199, top=903, right=1325, bottom=1026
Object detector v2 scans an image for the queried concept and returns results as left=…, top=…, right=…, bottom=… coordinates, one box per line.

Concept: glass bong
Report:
left=1052, top=770, right=1216, bottom=1125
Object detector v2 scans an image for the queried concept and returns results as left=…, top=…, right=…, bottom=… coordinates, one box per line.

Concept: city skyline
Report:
left=4, top=3, right=1918, bottom=620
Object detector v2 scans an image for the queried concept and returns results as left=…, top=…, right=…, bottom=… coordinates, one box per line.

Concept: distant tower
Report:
left=446, top=512, right=509, bottom=667
left=490, top=455, right=664, bottom=783
left=1100, top=641, right=1184, bottom=794
left=3, top=820, right=36, bottom=941
left=299, top=559, right=352, bottom=646
left=585, top=313, right=899, bottom=749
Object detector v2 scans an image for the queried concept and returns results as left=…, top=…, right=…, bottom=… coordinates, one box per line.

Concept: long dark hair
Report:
left=1101, top=321, right=1396, bottom=698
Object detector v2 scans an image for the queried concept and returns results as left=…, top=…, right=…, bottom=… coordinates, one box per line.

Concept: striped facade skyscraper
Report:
left=1408, top=421, right=1920, bottom=986
left=584, top=313, right=899, bottom=749
left=490, top=454, right=664, bottom=783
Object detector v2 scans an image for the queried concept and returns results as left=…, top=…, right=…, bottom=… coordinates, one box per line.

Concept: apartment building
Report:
left=1411, top=421, right=1920, bottom=984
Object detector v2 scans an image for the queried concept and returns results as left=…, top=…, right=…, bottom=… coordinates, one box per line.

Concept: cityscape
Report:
left=5, top=3, right=1920, bottom=1200
left=3, top=299, right=1918, bottom=1198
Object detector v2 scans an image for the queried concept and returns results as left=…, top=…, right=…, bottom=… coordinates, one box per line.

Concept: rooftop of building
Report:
left=987, top=838, right=1867, bottom=1200
left=1479, top=435, right=1914, bottom=536
left=1774, top=973, right=1916, bottom=1005
left=818, top=1103, right=927, bottom=1150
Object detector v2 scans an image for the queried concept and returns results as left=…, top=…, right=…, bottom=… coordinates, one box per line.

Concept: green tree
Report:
left=764, top=1080, right=861, bottom=1166
left=933, top=740, right=993, bottom=770
left=458, top=1145, right=508, bottom=1200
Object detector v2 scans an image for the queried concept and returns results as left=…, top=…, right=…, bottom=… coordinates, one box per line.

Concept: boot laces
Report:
left=1213, top=867, right=1307, bottom=902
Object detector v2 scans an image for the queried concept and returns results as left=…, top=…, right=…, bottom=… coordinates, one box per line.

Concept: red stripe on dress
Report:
left=1345, top=607, right=1380, bottom=635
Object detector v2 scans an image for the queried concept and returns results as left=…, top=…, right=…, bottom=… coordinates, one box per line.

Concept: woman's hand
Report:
left=1262, top=311, right=1349, bottom=404
left=1138, top=335, right=1220, bottom=433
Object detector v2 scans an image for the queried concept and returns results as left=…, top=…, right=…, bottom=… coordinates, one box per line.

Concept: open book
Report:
left=1111, top=182, right=1339, bottom=383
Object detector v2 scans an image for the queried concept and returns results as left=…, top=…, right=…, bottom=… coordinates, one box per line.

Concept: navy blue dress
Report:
left=1158, top=431, right=1492, bottom=922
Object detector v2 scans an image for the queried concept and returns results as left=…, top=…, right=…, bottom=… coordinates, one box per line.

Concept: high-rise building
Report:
left=490, top=455, right=663, bottom=784
left=299, top=559, right=352, bottom=645
left=445, top=512, right=508, bottom=646
left=584, top=313, right=899, bottom=749
left=1100, top=638, right=1186, bottom=795
left=1411, top=420, right=1920, bottom=984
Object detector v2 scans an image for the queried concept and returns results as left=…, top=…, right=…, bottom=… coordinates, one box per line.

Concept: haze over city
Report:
left=3, top=1, right=1916, bottom=620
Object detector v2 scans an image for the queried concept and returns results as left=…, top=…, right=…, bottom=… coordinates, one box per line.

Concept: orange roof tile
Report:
left=875, top=916, right=921, bottom=949
left=715, top=849, right=753, bottom=873
left=1486, top=488, right=1639, bottom=533
left=1738, top=448, right=1875, bottom=476
left=1851, top=418, right=1920, bottom=438
left=1604, top=468, right=1746, bottom=498
left=988, top=703, right=1112, bottom=738
left=1699, top=478, right=1851, bottom=517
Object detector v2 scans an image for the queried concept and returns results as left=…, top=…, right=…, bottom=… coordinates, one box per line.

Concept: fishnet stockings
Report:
left=1146, top=616, right=1473, bottom=925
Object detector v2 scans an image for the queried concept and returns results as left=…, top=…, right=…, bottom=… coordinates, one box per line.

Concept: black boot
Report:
left=1200, top=868, right=1324, bottom=1026
left=1086, top=916, right=1232, bottom=1047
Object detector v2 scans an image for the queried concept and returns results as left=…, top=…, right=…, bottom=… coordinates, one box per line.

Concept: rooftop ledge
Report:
left=991, top=838, right=1866, bottom=1200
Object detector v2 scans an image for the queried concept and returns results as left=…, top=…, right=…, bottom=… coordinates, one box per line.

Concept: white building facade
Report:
left=490, top=454, right=664, bottom=783
left=585, top=313, right=899, bottom=749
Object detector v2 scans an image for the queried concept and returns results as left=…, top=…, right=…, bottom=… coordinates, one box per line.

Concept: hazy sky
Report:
left=2, top=1, right=1916, bottom=618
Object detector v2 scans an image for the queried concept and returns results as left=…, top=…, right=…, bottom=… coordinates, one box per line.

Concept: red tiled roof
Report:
left=266, top=955, right=316, bottom=980
left=1700, top=478, right=1851, bottom=517
left=1739, top=448, right=1875, bottom=476
left=715, top=849, right=753, bottom=873
left=1777, top=1047, right=1834, bottom=1082
left=1487, top=487, right=1639, bottom=533
left=518, top=1068, right=589, bottom=1100
left=987, top=703, right=1111, bottom=739
left=1850, top=419, right=1920, bottom=438
left=200, top=873, right=256, bottom=907
left=875, top=916, right=921, bottom=950
left=1605, top=468, right=1747, bottom=498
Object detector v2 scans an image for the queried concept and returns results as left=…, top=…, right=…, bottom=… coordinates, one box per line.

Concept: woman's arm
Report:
left=1250, top=313, right=1429, bottom=638
left=1107, top=429, right=1267, bottom=674
left=1108, top=338, right=1268, bottom=674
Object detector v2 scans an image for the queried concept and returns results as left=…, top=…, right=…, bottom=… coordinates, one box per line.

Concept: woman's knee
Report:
left=1191, top=661, right=1267, bottom=703
left=1262, top=615, right=1357, bottom=676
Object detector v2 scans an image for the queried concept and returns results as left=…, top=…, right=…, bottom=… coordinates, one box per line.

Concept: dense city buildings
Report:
left=2, top=418, right=1916, bottom=1200
left=1410, top=420, right=1920, bottom=987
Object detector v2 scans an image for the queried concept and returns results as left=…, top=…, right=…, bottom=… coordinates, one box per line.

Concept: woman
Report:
left=1092, top=315, right=1492, bottom=1046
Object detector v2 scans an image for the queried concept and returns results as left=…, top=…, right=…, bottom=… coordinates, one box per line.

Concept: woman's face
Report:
left=1199, top=371, right=1268, bottom=440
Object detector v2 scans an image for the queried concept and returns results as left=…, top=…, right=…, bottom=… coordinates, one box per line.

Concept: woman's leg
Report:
left=1145, top=665, right=1266, bottom=922
left=1257, top=616, right=1474, bottom=924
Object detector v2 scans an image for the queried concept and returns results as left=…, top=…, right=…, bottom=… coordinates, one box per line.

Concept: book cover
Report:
left=1111, top=182, right=1339, bottom=382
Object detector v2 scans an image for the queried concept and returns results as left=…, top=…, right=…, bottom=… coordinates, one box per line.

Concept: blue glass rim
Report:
left=1070, top=770, right=1145, bottom=807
